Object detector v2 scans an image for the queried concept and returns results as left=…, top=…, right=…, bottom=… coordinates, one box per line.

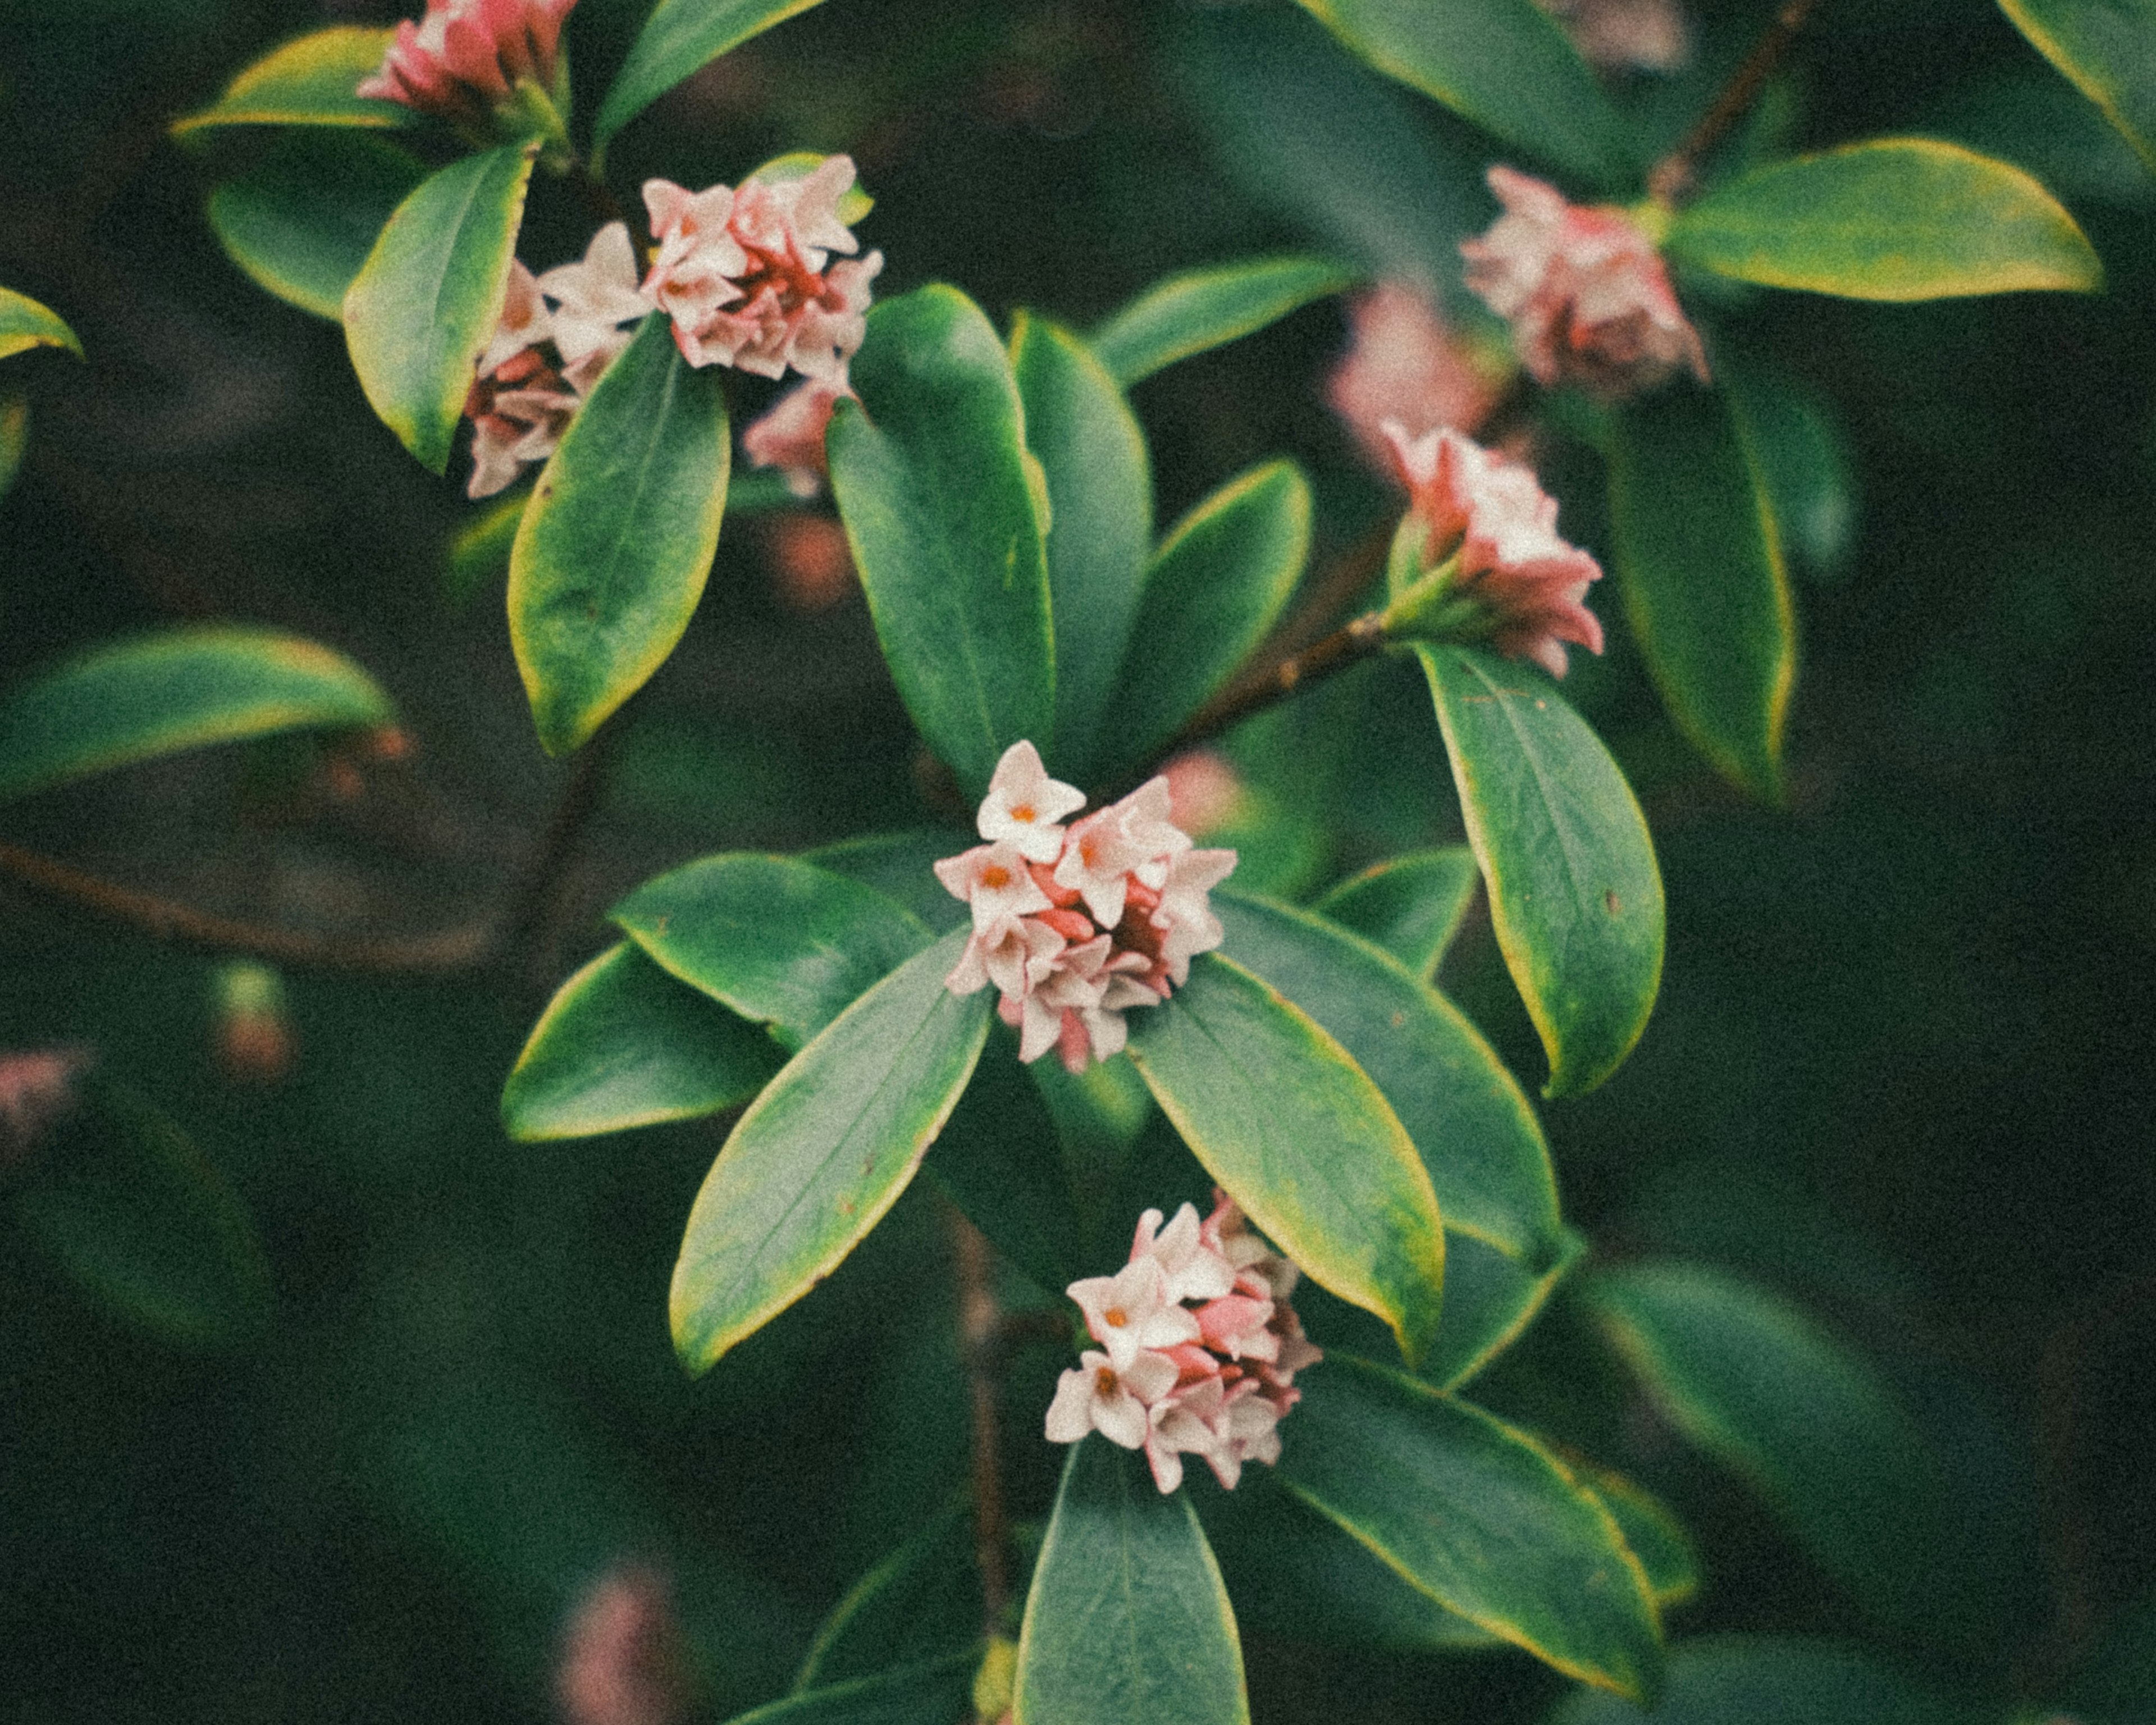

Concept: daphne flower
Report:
left=1054, top=778, right=1190, bottom=928
left=1067, top=1254, right=1201, bottom=1368
left=742, top=378, right=851, bottom=499
left=465, top=275, right=576, bottom=500
left=934, top=841, right=1053, bottom=939
left=1152, top=848, right=1238, bottom=988
left=947, top=912, right=1065, bottom=1002
left=1131, top=1203, right=1237, bottom=1304
left=358, top=0, right=575, bottom=136
left=977, top=740, right=1086, bottom=863
left=1044, top=1348, right=1179, bottom=1450
left=1461, top=166, right=1707, bottom=399
left=538, top=222, right=649, bottom=393
left=1328, top=281, right=1508, bottom=474
left=1539, top=0, right=1690, bottom=72
left=0, top=1046, right=89, bottom=1162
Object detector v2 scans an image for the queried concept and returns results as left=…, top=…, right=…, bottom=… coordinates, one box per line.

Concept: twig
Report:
left=497, top=726, right=620, bottom=988
left=949, top=1206, right=1012, bottom=1635
left=567, top=157, right=638, bottom=249
left=1647, top=0, right=1823, bottom=205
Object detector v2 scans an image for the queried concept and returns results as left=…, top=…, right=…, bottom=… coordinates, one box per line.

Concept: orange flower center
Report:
left=980, top=865, right=1011, bottom=889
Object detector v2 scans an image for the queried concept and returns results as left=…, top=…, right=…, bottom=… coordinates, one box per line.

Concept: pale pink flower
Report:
left=556, top=1563, right=689, bottom=1725
left=1054, top=778, right=1190, bottom=928
left=1385, top=423, right=1604, bottom=677
left=358, top=0, right=575, bottom=129
left=537, top=222, right=648, bottom=393
left=464, top=344, right=575, bottom=499
left=1161, top=750, right=1244, bottom=839
left=1327, top=281, right=1508, bottom=473
left=1461, top=166, right=1707, bottom=399
left=977, top=740, right=1086, bottom=864
left=1044, top=1348, right=1179, bottom=1450
left=1131, top=1203, right=1237, bottom=1305
left=1540, top=0, right=1691, bottom=72
left=640, top=180, right=748, bottom=359
left=478, top=259, right=550, bottom=378
left=933, top=840, right=1053, bottom=938
left=1067, top=1254, right=1202, bottom=1368
left=1151, top=848, right=1237, bottom=988
left=947, top=913, right=1065, bottom=1002
left=742, top=378, right=850, bottom=499
left=1144, top=1375, right=1227, bottom=1495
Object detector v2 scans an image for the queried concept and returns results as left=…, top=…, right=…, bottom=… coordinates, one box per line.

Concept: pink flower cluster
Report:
left=1461, top=166, right=1707, bottom=400
left=358, top=0, right=573, bottom=130
left=934, top=742, right=1236, bottom=1074
left=1045, top=1194, right=1322, bottom=1494
left=1386, top=423, right=1605, bottom=678
left=1327, top=281, right=1506, bottom=474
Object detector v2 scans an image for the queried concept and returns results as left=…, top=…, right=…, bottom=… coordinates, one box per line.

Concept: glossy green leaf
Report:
left=1574, top=1463, right=1700, bottom=1610
left=729, top=1653, right=977, bottom=1725
left=1415, top=645, right=1664, bottom=1098
left=614, top=854, right=929, bottom=1052
left=923, top=1039, right=1085, bottom=1297
left=829, top=286, right=1055, bottom=798
left=1010, top=313, right=1151, bottom=778
left=1124, top=953, right=1446, bottom=1365
left=1609, top=384, right=1796, bottom=802
left=1548, top=1635, right=1976, bottom=1725
left=1667, top=139, right=2103, bottom=301
left=510, top=311, right=729, bottom=754
left=170, top=26, right=414, bottom=134
left=1216, top=893, right=1560, bottom=1263
left=207, top=131, right=426, bottom=322
left=0, top=625, right=394, bottom=803
left=1277, top=1356, right=1662, bottom=1699
left=596, top=0, right=831, bottom=150
left=1578, top=1261, right=1970, bottom=1644
left=1315, top=848, right=1480, bottom=982
left=15, top=1080, right=273, bottom=1349
left=343, top=145, right=536, bottom=474
left=1089, top=257, right=1358, bottom=388
left=445, top=490, right=527, bottom=608
left=1422, top=1227, right=1582, bottom=1390
left=671, top=930, right=991, bottom=1373
left=1013, top=1439, right=1248, bottom=1725
left=805, top=831, right=971, bottom=933
left=1102, top=462, right=1310, bottom=775
left=794, top=1501, right=981, bottom=1691
left=0, top=288, right=81, bottom=362
left=1721, top=357, right=1857, bottom=583
left=1998, top=0, right=2156, bottom=175
left=501, top=942, right=782, bottom=1141
left=1290, top=0, right=1630, bottom=185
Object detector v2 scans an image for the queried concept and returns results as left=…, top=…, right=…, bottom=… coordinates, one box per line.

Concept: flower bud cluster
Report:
left=359, top=0, right=574, bottom=141
left=1045, top=1194, right=1322, bottom=1494
left=1461, top=166, right=1707, bottom=400
left=935, top=742, right=1235, bottom=1075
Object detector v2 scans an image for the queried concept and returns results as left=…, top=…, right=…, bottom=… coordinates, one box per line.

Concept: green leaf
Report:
left=170, top=26, right=415, bottom=134
left=207, top=131, right=426, bottom=322
left=1010, top=313, right=1151, bottom=778
left=1547, top=1635, right=1977, bottom=1725
left=1720, top=357, right=1857, bottom=583
left=1102, top=462, right=1310, bottom=776
left=1421, top=1227, right=1581, bottom=1390
left=596, top=0, right=832, bottom=151
left=0, top=624, right=394, bottom=803
left=670, top=929, right=992, bottom=1373
left=1577, top=1261, right=1972, bottom=1645
left=1013, top=1439, right=1248, bottom=1725
left=1573, top=1463, right=1700, bottom=1610
left=922, top=1038, right=1085, bottom=1297
left=15, top=1079, right=274, bottom=1349
left=501, top=942, right=782, bottom=1141
left=728, top=1653, right=979, bottom=1725
left=0, top=287, right=81, bottom=362
left=829, top=286, right=1055, bottom=797
left=794, top=1501, right=982, bottom=1691
left=1314, top=848, right=1480, bottom=982
left=1414, top=645, right=1664, bottom=1098
left=445, top=489, right=528, bottom=609
left=1290, top=0, right=1631, bottom=185
left=1277, top=1356, right=1662, bottom=1700
left=613, top=854, right=930, bottom=1052
left=1124, top=953, right=1446, bottom=1366
left=510, top=311, right=729, bottom=754
left=343, top=144, right=537, bottom=474
left=1089, top=257, right=1359, bottom=388
left=1216, top=892, right=1560, bottom=1264
left=1667, top=138, right=2103, bottom=301
left=1998, top=0, right=2156, bottom=175
left=1608, top=384, right=1796, bottom=802
left=805, top=831, right=971, bottom=933
left=2068, top=1586, right=2156, bottom=1724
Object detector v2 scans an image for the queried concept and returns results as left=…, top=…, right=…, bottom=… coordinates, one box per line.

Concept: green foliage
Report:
left=1668, top=139, right=2103, bottom=302
left=1014, top=1439, right=1249, bottom=1725
left=1102, top=461, right=1311, bottom=775
left=2067, top=1587, right=2156, bottom=1724
left=0, top=625, right=393, bottom=802
left=1089, top=257, right=1359, bottom=388
left=1415, top=646, right=1664, bottom=1098
left=1418, top=1228, right=1582, bottom=1391
left=169, top=26, right=413, bottom=134
left=829, top=286, right=1055, bottom=797
left=1290, top=0, right=1630, bottom=185
left=613, top=855, right=928, bottom=1051
left=0, top=286, right=81, bottom=362
left=1314, top=848, right=1481, bottom=982
left=1125, top=953, right=1447, bottom=1366
left=343, top=144, right=537, bottom=474
left=726, top=1653, right=979, bottom=1724
left=445, top=490, right=528, bottom=606
left=509, top=312, right=730, bottom=754
left=1546, top=1635, right=1976, bottom=1724
left=595, top=0, right=832, bottom=152
left=1721, top=358, right=1858, bottom=584
left=500, top=942, right=783, bottom=1140
left=1572, top=1463, right=1699, bottom=1611
left=1010, top=314, right=1151, bottom=779
left=793, top=1502, right=983, bottom=1690
left=1608, top=385, right=1796, bottom=802
left=1998, top=0, right=2156, bottom=174
left=670, top=930, right=991, bottom=1373
left=205, top=131, right=426, bottom=323
left=922, top=1041, right=1085, bottom=1296
left=1277, top=1356, right=1664, bottom=1700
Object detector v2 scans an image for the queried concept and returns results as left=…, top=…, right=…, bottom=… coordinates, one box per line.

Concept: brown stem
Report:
left=1647, top=0, right=1822, bottom=206
left=498, top=727, right=619, bottom=988
left=949, top=1206, right=1012, bottom=1635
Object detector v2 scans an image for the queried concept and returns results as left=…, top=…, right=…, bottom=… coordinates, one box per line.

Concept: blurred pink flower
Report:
left=1327, top=282, right=1507, bottom=473
left=1540, top=0, right=1691, bottom=72
left=1385, top=423, right=1604, bottom=678
left=742, top=379, right=850, bottom=499
left=0, top=1046, right=89, bottom=1165
left=1160, top=750, right=1244, bottom=839
left=1461, top=166, right=1707, bottom=399
left=556, top=1563, right=688, bottom=1725
left=358, top=0, right=574, bottom=129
